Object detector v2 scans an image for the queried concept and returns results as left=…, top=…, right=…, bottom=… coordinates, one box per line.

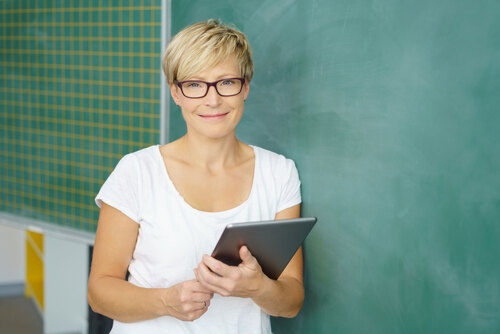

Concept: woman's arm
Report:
left=88, top=203, right=213, bottom=322
left=195, top=204, right=304, bottom=317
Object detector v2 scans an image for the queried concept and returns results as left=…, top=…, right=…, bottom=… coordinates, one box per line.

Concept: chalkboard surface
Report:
left=169, top=0, right=500, bottom=333
left=0, top=2, right=162, bottom=232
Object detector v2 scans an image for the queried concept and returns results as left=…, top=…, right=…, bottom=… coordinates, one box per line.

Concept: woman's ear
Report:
left=169, top=83, right=181, bottom=106
left=243, top=82, right=250, bottom=101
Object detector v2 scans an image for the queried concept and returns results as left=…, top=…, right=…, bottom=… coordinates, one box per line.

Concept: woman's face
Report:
left=169, top=55, right=250, bottom=141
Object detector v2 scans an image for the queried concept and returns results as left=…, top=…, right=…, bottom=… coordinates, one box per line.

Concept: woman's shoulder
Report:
left=251, top=145, right=301, bottom=204
left=251, top=145, right=297, bottom=171
left=251, top=145, right=293, bottom=162
left=112, top=145, right=161, bottom=175
left=121, top=145, right=160, bottom=162
left=128, top=144, right=159, bottom=157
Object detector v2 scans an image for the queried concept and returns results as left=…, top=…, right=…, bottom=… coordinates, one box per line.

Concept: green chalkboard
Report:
left=170, top=0, right=500, bottom=333
left=0, top=1, right=162, bottom=232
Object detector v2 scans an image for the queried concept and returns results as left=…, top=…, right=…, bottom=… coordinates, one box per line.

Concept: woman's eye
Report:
left=186, top=82, right=202, bottom=88
left=220, top=80, right=234, bottom=86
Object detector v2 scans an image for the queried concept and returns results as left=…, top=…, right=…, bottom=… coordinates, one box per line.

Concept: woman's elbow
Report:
left=283, top=297, right=304, bottom=318
left=87, top=279, right=103, bottom=315
left=279, top=284, right=304, bottom=318
left=87, top=286, right=98, bottom=313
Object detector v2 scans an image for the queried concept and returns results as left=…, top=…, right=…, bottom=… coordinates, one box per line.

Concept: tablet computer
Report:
left=211, top=217, right=317, bottom=280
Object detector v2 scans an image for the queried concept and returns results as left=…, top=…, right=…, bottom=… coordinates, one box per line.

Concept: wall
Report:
left=169, top=1, right=500, bottom=333
left=0, top=225, right=24, bottom=286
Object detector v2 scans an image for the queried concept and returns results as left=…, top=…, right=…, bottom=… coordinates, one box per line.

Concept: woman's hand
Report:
left=193, top=205, right=304, bottom=318
left=162, top=279, right=214, bottom=321
left=194, top=246, right=266, bottom=298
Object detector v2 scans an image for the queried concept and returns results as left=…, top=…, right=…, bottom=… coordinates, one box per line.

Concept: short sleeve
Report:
left=95, top=153, right=141, bottom=223
left=277, top=158, right=302, bottom=213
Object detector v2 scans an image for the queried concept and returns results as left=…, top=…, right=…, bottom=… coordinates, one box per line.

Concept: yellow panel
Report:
left=27, top=230, right=44, bottom=253
left=26, top=231, right=44, bottom=312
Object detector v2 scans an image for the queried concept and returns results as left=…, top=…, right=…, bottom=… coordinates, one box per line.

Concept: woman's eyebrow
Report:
left=187, top=73, right=241, bottom=81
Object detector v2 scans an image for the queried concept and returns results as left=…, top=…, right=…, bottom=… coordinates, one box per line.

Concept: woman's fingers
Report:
left=194, top=251, right=265, bottom=298
left=165, top=279, right=214, bottom=321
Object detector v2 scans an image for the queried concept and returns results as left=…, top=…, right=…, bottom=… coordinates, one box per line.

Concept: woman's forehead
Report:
left=182, top=55, right=241, bottom=81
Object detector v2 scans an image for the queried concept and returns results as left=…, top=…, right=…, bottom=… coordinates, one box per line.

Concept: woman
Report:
left=88, top=19, right=304, bottom=333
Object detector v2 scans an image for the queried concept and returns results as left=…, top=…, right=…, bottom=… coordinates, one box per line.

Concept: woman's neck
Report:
left=176, top=132, right=246, bottom=171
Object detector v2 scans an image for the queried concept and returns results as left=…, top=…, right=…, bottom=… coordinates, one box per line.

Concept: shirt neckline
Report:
left=154, top=144, right=258, bottom=217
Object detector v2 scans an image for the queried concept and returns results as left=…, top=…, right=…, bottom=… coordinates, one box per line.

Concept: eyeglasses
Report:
left=176, top=78, right=245, bottom=98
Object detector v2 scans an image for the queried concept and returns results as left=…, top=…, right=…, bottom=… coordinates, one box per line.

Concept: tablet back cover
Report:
left=211, top=217, right=317, bottom=279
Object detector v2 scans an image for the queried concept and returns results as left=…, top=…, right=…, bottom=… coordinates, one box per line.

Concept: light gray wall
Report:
left=0, top=225, right=25, bottom=286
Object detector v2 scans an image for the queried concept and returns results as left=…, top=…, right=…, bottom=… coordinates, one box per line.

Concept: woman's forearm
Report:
left=252, top=276, right=304, bottom=318
left=88, top=275, right=166, bottom=323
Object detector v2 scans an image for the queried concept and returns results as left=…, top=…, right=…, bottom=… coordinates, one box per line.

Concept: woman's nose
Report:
left=204, top=85, right=222, bottom=106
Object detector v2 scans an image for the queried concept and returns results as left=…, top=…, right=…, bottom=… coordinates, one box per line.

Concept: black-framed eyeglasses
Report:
left=176, top=77, right=245, bottom=98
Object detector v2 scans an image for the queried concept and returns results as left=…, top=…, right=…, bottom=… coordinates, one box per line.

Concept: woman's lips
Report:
left=198, top=112, right=229, bottom=120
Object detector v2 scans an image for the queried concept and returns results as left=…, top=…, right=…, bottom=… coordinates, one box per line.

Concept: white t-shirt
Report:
left=95, top=144, right=301, bottom=334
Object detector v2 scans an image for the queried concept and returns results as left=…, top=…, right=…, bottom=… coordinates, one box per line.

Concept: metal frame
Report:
left=160, top=0, right=172, bottom=145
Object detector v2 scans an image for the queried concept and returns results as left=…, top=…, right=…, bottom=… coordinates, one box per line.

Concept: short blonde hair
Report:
left=162, top=19, right=253, bottom=84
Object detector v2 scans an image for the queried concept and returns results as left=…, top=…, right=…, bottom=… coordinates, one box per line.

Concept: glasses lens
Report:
left=181, top=81, right=208, bottom=98
left=216, top=79, right=242, bottom=96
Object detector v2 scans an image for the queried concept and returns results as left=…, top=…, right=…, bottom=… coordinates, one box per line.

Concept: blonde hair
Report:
left=162, top=19, right=253, bottom=84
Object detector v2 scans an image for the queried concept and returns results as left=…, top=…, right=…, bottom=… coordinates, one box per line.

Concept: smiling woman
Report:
left=87, top=19, right=305, bottom=334
left=169, top=55, right=249, bottom=141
